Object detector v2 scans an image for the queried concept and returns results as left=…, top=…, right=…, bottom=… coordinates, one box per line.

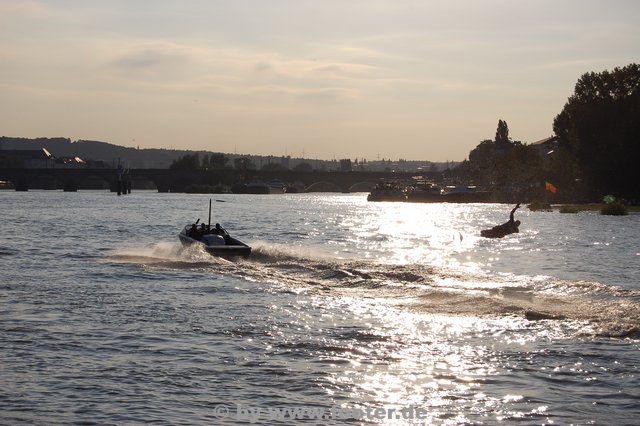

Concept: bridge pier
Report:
left=111, top=177, right=132, bottom=195
left=62, top=178, right=78, bottom=192
left=15, top=178, right=29, bottom=191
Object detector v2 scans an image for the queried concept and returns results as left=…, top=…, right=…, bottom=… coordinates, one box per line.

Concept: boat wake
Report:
left=106, top=241, right=640, bottom=338
left=106, top=241, right=232, bottom=268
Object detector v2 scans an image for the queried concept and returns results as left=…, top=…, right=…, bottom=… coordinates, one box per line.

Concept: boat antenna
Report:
left=208, top=198, right=212, bottom=230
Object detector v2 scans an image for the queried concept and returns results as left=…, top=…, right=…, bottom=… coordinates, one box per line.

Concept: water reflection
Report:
left=302, top=294, right=547, bottom=423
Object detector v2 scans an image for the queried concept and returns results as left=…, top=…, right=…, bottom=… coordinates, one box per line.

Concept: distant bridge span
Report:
left=0, top=168, right=441, bottom=193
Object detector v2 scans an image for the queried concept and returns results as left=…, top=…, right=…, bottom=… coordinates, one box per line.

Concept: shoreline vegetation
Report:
left=529, top=203, right=637, bottom=215
left=452, top=64, right=639, bottom=205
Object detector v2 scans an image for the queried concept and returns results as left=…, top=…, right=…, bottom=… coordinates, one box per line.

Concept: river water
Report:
left=1, top=191, right=639, bottom=425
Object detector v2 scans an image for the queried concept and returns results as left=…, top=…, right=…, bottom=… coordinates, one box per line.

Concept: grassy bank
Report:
left=553, top=204, right=640, bottom=213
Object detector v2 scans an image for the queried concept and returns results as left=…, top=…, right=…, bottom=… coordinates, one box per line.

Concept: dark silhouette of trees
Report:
left=495, top=119, right=511, bottom=149
left=170, top=153, right=230, bottom=170
left=201, top=153, right=229, bottom=170
left=455, top=65, right=639, bottom=202
left=553, top=63, right=640, bottom=199
left=455, top=120, right=543, bottom=199
left=292, top=162, right=313, bottom=172
left=261, top=162, right=286, bottom=171
left=169, top=153, right=200, bottom=170
left=233, top=157, right=256, bottom=171
left=459, top=120, right=517, bottom=184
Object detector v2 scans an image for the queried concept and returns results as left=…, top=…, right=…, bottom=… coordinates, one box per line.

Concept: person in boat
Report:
left=199, top=223, right=208, bottom=235
left=214, top=223, right=231, bottom=243
left=190, top=223, right=199, bottom=238
left=507, top=202, right=521, bottom=229
left=495, top=203, right=521, bottom=233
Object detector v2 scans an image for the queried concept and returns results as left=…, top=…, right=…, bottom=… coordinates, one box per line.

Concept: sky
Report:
left=1, top=1, right=639, bottom=161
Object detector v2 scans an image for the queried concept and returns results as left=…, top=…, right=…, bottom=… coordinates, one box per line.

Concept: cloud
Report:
left=0, top=0, right=48, bottom=19
left=296, top=87, right=358, bottom=104
left=88, top=39, right=381, bottom=107
left=113, top=48, right=188, bottom=71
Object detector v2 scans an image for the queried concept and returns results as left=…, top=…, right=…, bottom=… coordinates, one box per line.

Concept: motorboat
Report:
left=178, top=224, right=252, bottom=258
left=178, top=199, right=251, bottom=258
left=367, top=181, right=406, bottom=202
left=267, top=179, right=286, bottom=194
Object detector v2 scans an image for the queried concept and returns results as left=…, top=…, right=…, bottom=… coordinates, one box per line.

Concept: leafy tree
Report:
left=234, top=157, right=256, bottom=171
left=209, top=153, right=229, bottom=169
left=200, top=154, right=210, bottom=169
left=495, top=119, right=511, bottom=149
left=553, top=63, right=640, bottom=199
left=455, top=119, right=549, bottom=200
left=169, top=153, right=200, bottom=170
left=462, top=120, right=521, bottom=187
left=170, top=152, right=229, bottom=170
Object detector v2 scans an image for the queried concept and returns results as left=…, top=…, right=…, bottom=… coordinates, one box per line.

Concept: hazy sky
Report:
left=1, top=1, right=638, bottom=161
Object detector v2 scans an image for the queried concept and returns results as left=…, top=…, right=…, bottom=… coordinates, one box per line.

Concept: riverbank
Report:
left=555, top=203, right=640, bottom=213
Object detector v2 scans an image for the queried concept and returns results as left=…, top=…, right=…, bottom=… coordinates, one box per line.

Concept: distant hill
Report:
left=0, top=136, right=453, bottom=171
left=0, top=136, right=206, bottom=168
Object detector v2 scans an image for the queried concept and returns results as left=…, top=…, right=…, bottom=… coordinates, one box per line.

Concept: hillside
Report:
left=0, top=136, right=451, bottom=172
left=0, top=137, right=203, bottom=168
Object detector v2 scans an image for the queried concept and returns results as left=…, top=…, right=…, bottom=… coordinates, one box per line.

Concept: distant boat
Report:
left=440, top=185, right=491, bottom=203
left=406, top=180, right=441, bottom=203
left=267, top=179, right=286, bottom=194
left=367, top=181, right=406, bottom=202
left=285, top=181, right=306, bottom=193
left=246, top=180, right=270, bottom=194
left=235, top=179, right=287, bottom=194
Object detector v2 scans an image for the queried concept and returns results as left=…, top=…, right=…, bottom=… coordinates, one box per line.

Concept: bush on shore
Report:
left=527, top=200, right=552, bottom=212
left=600, top=202, right=628, bottom=216
left=559, top=205, right=581, bottom=214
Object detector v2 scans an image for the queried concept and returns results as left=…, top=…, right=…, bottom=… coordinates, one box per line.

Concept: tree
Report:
left=553, top=63, right=640, bottom=199
left=169, top=153, right=199, bottom=170
left=200, top=154, right=210, bottom=169
left=209, top=153, right=229, bottom=169
left=495, top=119, right=510, bottom=149
left=454, top=120, right=545, bottom=200
left=234, top=157, right=255, bottom=171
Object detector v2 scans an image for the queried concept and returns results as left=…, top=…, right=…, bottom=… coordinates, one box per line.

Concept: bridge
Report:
left=0, top=168, right=441, bottom=193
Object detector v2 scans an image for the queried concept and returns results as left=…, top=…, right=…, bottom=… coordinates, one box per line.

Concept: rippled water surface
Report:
left=1, top=191, right=639, bottom=424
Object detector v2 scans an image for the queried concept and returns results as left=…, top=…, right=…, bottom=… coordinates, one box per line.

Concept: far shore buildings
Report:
left=531, top=135, right=559, bottom=157
left=0, top=148, right=88, bottom=169
left=1, top=148, right=55, bottom=168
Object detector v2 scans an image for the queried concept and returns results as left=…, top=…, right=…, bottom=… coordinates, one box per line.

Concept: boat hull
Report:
left=178, top=230, right=252, bottom=258
left=367, top=194, right=406, bottom=202
left=480, top=225, right=519, bottom=238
